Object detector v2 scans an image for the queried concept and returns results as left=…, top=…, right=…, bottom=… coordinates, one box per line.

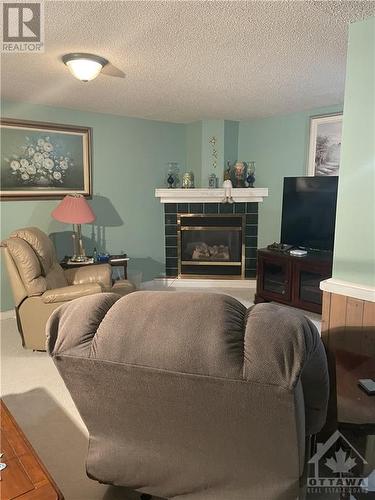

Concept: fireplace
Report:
left=178, top=214, right=245, bottom=278
left=162, top=202, right=259, bottom=280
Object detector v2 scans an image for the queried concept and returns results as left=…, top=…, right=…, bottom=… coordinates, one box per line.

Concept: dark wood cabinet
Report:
left=255, top=249, right=333, bottom=313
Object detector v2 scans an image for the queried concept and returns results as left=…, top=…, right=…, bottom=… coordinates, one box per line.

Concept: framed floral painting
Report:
left=0, top=119, right=92, bottom=199
left=307, top=113, right=343, bottom=176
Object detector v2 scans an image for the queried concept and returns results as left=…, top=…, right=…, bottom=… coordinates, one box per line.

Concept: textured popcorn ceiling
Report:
left=1, top=0, right=375, bottom=123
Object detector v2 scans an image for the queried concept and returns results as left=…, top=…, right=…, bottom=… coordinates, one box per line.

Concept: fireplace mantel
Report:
left=155, top=188, right=268, bottom=204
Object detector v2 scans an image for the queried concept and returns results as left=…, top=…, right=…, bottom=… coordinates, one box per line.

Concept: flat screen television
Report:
left=280, top=176, right=338, bottom=252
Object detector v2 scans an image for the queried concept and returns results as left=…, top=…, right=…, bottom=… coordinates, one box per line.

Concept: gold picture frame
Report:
left=1, top=118, right=92, bottom=200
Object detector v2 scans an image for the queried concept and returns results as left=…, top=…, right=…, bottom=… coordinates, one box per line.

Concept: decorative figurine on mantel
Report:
left=166, top=162, right=180, bottom=188
left=222, top=162, right=234, bottom=203
left=246, top=161, right=256, bottom=188
left=208, top=173, right=218, bottom=188
left=224, top=162, right=232, bottom=182
left=222, top=178, right=234, bottom=204
left=182, top=171, right=195, bottom=188
left=234, top=161, right=246, bottom=187
left=227, top=161, right=247, bottom=187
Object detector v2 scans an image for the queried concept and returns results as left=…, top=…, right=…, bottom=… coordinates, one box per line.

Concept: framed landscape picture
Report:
left=307, top=113, right=343, bottom=176
left=0, top=119, right=92, bottom=200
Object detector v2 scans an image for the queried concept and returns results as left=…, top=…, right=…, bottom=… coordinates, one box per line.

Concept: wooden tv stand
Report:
left=254, top=248, right=333, bottom=314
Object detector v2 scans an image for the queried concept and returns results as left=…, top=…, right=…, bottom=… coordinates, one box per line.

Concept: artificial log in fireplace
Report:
left=178, top=214, right=245, bottom=278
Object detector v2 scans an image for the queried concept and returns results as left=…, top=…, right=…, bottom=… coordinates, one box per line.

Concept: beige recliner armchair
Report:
left=2, top=227, right=134, bottom=350
left=47, top=292, right=329, bottom=500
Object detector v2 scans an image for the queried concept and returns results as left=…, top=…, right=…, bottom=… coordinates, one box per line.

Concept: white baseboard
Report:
left=142, top=278, right=256, bottom=290
left=0, top=309, right=16, bottom=320
left=320, top=278, right=375, bottom=302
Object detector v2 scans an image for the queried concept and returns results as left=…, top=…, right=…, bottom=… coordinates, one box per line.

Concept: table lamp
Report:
left=51, top=194, right=96, bottom=262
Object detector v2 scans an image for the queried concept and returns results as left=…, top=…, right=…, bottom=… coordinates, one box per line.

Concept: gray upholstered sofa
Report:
left=47, top=291, right=329, bottom=500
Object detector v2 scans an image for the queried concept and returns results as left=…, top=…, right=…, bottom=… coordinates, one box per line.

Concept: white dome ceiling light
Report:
left=62, top=53, right=108, bottom=82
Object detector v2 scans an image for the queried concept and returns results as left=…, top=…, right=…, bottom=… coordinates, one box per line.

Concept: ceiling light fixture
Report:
left=62, top=53, right=108, bottom=82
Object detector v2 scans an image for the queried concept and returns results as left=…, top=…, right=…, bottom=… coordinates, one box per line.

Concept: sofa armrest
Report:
left=46, top=293, right=120, bottom=356
left=243, top=303, right=329, bottom=435
left=42, top=283, right=103, bottom=304
left=64, top=264, right=112, bottom=289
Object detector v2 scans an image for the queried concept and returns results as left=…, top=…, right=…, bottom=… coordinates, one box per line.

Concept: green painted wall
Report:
left=201, top=120, right=225, bottom=187
left=186, top=121, right=202, bottom=186
left=224, top=120, right=239, bottom=171
left=188, top=120, right=239, bottom=186
left=238, top=104, right=342, bottom=248
left=333, top=17, right=375, bottom=286
left=1, top=100, right=186, bottom=311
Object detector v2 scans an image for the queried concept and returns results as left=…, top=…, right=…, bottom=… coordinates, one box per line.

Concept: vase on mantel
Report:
left=228, top=161, right=246, bottom=187
left=246, top=161, right=256, bottom=188
left=182, top=171, right=194, bottom=188
left=165, top=162, right=180, bottom=188
left=208, top=173, right=218, bottom=189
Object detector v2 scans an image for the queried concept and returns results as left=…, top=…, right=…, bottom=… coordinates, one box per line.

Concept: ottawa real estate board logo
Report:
left=308, top=431, right=371, bottom=495
left=1, top=1, right=44, bottom=52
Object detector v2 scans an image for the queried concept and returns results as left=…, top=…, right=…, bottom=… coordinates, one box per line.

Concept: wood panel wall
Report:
left=321, top=291, right=375, bottom=356
left=321, top=291, right=375, bottom=433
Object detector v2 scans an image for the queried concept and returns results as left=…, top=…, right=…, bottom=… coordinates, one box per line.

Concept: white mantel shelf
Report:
left=155, top=188, right=269, bottom=204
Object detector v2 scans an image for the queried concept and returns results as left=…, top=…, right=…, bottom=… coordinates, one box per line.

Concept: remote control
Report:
left=290, top=249, right=308, bottom=257
left=267, top=242, right=293, bottom=252
left=358, top=379, right=375, bottom=395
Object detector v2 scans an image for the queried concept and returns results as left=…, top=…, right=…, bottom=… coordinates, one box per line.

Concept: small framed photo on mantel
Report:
left=0, top=118, right=92, bottom=200
left=307, top=113, right=343, bottom=177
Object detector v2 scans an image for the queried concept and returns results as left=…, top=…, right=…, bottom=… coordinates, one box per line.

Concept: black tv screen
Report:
left=281, top=176, right=338, bottom=252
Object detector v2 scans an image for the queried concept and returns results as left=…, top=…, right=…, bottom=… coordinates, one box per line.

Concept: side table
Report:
left=0, top=400, right=64, bottom=499
left=321, top=349, right=375, bottom=498
left=60, top=254, right=129, bottom=279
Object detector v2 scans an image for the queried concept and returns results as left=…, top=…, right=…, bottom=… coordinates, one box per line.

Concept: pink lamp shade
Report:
left=51, top=194, right=96, bottom=224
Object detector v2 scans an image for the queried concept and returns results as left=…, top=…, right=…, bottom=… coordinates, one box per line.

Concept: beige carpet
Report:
left=0, top=287, right=323, bottom=500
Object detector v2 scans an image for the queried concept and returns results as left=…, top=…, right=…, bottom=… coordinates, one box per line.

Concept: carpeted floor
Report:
left=1, top=286, right=326, bottom=500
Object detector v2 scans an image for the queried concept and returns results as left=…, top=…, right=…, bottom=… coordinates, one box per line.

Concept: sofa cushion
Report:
left=45, top=263, right=68, bottom=289
left=64, top=264, right=112, bottom=289
left=92, top=291, right=247, bottom=379
left=6, top=237, right=46, bottom=296
left=10, top=227, right=56, bottom=272
left=10, top=227, right=67, bottom=289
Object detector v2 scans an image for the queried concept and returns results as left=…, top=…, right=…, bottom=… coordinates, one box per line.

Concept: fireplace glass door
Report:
left=178, top=215, right=244, bottom=278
